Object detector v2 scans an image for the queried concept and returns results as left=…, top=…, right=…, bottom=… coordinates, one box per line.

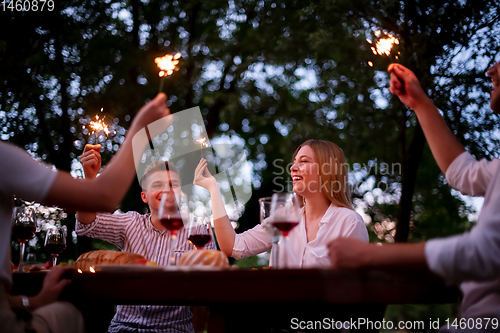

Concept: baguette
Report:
left=178, top=250, right=229, bottom=268
left=74, top=250, right=145, bottom=271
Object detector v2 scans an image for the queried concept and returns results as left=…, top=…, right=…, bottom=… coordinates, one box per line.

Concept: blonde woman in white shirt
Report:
left=194, top=139, right=368, bottom=268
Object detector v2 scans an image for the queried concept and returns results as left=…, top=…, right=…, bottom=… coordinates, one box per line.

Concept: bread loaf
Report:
left=74, top=250, right=145, bottom=271
left=178, top=250, right=229, bottom=268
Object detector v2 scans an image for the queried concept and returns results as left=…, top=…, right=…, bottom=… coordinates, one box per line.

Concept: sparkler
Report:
left=155, top=52, right=181, bottom=93
left=197, top=137, right=209, bottom=159
left=367, top=30, right=404, bottom=92
left=367, top=30, right=400, bottom=59
left=83, top=108, right=111, bottom=144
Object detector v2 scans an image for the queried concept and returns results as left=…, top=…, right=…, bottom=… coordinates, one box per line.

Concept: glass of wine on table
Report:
left=44, top=224, right=67, bottom=267
left=12, top=205, right=37, bottom=272
left=187, top=216, right=213, bottom=250
left=159, top=191, right=188, bottom=265
left=259, top=197, right=280, bottom=268
left=270, top=193, right=301, bottom=269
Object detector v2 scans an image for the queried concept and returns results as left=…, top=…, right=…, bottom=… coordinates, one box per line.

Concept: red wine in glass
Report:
left=272, top=221, right=299, bottom=237
left=160, top=216, right=184, bottom=235
left=12, top=224, right=36, bottom=243
left=188, top=234, right=211, bottom=249
left=45, top=243, right=66, bottom=256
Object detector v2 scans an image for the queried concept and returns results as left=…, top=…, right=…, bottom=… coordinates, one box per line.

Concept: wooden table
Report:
left=12, top=268, right=460, bottom=332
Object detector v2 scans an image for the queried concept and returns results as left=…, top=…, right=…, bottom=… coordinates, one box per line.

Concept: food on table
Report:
left=25, top=265, right=45, bottom=272
left=74, top=250, right=146, bottom=271
left=178, top=249, right=229, bottom=268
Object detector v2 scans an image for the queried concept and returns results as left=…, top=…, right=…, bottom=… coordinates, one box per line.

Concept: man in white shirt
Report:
left=328, top=60, right=500, bottom=332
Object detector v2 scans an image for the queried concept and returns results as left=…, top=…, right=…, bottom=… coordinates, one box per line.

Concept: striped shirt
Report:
left=76, top=211, right=215, bottom=333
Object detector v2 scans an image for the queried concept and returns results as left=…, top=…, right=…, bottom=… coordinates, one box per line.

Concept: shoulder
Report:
left=97, top=210, right=145, bottom=224
left=324, top=206, right=368, bottom=241
left=327, top=206, right=364, bottom=225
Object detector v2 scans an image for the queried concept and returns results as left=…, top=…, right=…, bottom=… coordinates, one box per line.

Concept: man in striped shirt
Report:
left=76, top=149, right=214, bottom=333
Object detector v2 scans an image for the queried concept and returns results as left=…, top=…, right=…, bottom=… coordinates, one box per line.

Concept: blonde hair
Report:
left=292, top=139, right=353, bottom=210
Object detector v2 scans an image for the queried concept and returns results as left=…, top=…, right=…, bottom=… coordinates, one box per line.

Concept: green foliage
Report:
left=383, top=303, right=460, bottom=333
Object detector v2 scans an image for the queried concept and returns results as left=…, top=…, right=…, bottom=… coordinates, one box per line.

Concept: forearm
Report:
left=8, top=294, right=42, bottom=311
left=208, top=184, right=235, bottom=257
left=412, top=98, right=465, bottom=174
left=45, top=123, right=145, bottom=212
left=44, top=94, right=169, bottom=212
left=363, top=242, right=429, bottom=273
left=76, top=211, right=97, bottom=224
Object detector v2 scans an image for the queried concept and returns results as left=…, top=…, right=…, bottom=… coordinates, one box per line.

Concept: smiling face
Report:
left=290, top=145, right=321, bottom=197
left=289, top=140, right=354, bottom=210
left=141, top=170, right=181, bottom=213
left=487, top=62, right=500, bottom=114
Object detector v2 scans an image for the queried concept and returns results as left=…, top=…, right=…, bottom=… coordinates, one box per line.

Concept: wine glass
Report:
left=259, top=197, right=280, bottom=268
left=44, top=225, right=67, bottom=267
left=270, top=193, right=301, bottom=269
left=187, top=216, right=213, bottom=250
left=159, top=191, right=188, bottom=265
left=12, top=206, right=37, bottom=272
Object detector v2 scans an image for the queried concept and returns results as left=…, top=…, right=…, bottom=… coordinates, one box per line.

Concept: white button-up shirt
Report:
left=425, top=151, right=500, bottom=319
left=232, top=204, right=369, bottom=268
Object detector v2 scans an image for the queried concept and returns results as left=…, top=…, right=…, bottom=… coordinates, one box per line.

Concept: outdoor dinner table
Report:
left=12, top=266, right=460, bottom=332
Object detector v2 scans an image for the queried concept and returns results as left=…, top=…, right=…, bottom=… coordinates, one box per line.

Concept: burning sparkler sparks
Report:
left=367, top=30, right=405, bottom=93
left=155, top=52, right=181, bottom=93
left=197, top=137, right=209, bottom=159
left=83, top=108, right=111, bottom=144
left=367, top=30, right=400, bottom=58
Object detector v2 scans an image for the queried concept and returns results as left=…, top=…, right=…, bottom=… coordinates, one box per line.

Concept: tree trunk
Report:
left=394, top=122, right=426, bottom=242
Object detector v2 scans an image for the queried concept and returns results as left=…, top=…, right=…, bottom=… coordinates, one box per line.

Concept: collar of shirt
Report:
left=319, top=204, right=339, bottom=226
left=301, top=203, right=338, bottom=226
left=298, top=203, right=337, bottom=243
left=144, top=213, right=169, bottom=236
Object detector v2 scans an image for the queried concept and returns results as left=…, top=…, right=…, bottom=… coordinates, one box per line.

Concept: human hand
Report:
left=130, top=93, right=171, bottom=137
left=328, top=238, right=373, bottom=269
left=30, top=266, right=74, bottom=310
left=388, top=63, right=429, bottom=110
left=79, top=144, right=101, bottom=179
left=193, top=158, right=218, bottom=192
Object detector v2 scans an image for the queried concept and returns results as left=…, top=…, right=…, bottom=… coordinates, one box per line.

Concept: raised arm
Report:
left=388, top=64, right=465, bottom=174
left=193, top=159, right=235, bottom=256
left=44, top=93, right=171, bottom=212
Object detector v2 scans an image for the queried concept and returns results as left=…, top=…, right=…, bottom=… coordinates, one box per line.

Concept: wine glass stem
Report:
left=282, top=236, right=288, bottom=269
left=271, top=239, right=280, bottom=268
left=19, top=242, right=25, bottom=272
left=169, top=234, right=178, bottom=265
left=51, top=255, right=58, bottom=267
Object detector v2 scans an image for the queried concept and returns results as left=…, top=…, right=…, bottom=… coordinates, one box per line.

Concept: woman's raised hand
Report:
left=193, top=158, right=218, bottom=191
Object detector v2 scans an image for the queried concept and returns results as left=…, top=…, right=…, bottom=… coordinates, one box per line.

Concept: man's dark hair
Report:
left=140, top=161, right=180, bottom=189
